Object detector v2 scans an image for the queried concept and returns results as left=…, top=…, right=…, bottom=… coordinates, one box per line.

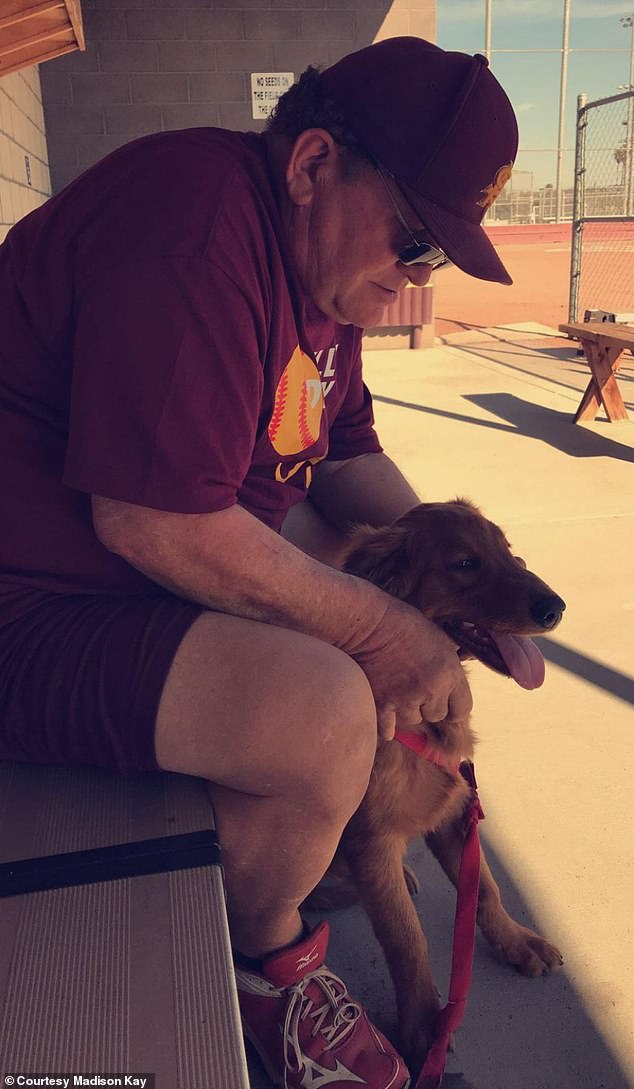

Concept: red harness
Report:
left=394, top=730, right=485, bottom=1089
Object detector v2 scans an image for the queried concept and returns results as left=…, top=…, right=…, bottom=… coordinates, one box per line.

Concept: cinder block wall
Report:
left=41, top=0, right=435, bottom=194
left=0, top=67, right=52, bottom=243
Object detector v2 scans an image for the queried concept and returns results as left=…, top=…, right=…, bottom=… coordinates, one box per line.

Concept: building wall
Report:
left=40, top=0, right=435, bottom=194
left=0, top=67, right=52, bottom=243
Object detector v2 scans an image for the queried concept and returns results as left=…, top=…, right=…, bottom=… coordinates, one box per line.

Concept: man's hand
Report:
left=341, top=596, right=473, bottom=741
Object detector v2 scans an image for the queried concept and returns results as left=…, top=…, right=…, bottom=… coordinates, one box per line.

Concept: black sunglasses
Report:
left=375, top=166, right=453, bottom=271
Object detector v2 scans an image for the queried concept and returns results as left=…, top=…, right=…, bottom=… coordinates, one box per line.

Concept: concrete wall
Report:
left=0, top=67, right=52, bottom=243
left=40, top=0, right=435, bottom=194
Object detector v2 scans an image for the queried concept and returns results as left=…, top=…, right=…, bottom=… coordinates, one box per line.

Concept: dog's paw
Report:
left=401, top=1022, right=436, bottom=1072
left=491, top=924, right=564, bottom=977
left=401, top=1027, right=456, bottom=1075
left=400, top=995, right=444, bottom=1071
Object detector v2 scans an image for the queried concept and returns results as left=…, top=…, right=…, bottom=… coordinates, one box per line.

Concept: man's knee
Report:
left=222, top=650, right=376, bottom=831
left=154, top=612, right=377, bottom=807
left=265, top=644, right=381, bottom=823
left=232, top=637, right=378, bottom=816
left=310, top=646, right=376, bottom=759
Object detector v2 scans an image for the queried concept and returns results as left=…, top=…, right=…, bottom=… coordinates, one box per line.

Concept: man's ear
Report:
left=285, top=128, right=339, bottom=207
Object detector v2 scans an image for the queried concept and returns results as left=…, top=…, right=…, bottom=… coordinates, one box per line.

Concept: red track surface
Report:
left=433, top=221, right=634, bottom=337
left=433, top=224, right=571, bottom=337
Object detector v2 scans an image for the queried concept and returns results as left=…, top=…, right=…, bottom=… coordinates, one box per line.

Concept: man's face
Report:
left=287, top=141, right=432, bottom=327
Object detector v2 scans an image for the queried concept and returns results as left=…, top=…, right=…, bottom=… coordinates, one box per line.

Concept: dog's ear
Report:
left=344, top=523, right=421, bottom=600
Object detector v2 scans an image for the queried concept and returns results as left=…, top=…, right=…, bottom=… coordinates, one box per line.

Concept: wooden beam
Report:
left=0, top=1, right=64, bottom=32
left=0, top=32, right=75, bottom=75
left=64, top=0, right=84, bottom=49
left=0, top=25, right=74, bottom=58
left=0, top=0, right=83, bottom=75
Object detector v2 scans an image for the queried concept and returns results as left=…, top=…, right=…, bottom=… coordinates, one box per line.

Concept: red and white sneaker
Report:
left=235, top=920, right=410, bottom=1088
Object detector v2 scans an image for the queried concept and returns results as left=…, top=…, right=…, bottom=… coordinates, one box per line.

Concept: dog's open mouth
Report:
left=443, top=620, right=545, bottom=690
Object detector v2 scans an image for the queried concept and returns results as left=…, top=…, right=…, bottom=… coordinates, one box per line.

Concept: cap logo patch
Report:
left=476, top=162, right=513, bottom=209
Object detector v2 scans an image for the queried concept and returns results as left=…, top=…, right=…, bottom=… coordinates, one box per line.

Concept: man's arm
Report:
left=308, top=452, right=420, bottom=530
left=92, top=496, right=471, bottom=738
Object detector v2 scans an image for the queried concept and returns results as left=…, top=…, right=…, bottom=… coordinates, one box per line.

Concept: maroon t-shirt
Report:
left=0, top=128, right=381, bottom=618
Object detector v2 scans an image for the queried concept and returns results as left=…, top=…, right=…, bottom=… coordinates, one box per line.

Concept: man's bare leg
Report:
left=154, top=610, right=377, bottom=958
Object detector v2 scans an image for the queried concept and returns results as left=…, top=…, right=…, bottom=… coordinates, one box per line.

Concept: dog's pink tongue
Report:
left=492, top=634, right=545, bottom=689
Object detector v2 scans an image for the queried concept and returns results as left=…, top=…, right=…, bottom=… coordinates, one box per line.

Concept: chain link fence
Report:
left=484, top=168, right=576, bottom=225
left=568, top=89, right=634, bottom=321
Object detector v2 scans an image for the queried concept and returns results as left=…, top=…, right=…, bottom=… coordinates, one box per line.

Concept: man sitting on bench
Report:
left=0, top=38, right=518, bottom=1089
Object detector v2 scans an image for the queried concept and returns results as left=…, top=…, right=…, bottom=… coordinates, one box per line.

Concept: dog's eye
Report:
left=451, top=556, right=481, bottom=571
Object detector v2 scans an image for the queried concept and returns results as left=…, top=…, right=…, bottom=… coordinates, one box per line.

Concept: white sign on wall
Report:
left=250, top=72, right=294, bottom=120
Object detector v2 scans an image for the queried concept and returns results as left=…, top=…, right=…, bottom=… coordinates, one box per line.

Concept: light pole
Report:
left=621, top=15, right=634, bottom=216
left=556, top=0, right=571, bottom=222
left=484, top=0, right=492, bottom=63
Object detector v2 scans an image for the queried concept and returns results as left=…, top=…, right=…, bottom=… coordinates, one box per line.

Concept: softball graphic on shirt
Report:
left=268, top=347, right=324, bottom=456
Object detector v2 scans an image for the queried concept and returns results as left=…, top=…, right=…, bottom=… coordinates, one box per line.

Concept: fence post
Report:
left=626, top=85, right=634, bottom=217
left=568, top=93, right=587, bottom=323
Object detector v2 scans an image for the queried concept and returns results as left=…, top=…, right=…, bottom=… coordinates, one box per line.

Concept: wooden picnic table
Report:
left=559, top=321, right=633, bottom=423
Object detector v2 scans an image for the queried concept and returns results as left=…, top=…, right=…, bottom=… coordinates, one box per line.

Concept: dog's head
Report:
left=344, top=499, right=565, bottom=691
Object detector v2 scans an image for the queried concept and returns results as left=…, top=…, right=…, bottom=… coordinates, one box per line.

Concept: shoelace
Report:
left=283, top=965, right=362, bottom=1077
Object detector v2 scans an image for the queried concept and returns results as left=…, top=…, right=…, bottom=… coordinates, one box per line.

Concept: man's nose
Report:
left=401, top=263, right=433, bottom=287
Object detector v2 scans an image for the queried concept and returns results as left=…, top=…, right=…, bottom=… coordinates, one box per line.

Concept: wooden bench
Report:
left=559, top=321, right=633, bottom=423
left=0, top=762, right=250, bottom=1088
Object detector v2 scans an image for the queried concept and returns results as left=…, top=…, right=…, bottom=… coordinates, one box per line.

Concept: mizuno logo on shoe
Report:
left=299, top=1056, right=366, bottom=1087
left=296, top=945, right=320, bottom=972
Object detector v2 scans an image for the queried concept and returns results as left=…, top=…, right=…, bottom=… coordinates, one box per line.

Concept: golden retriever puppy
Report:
left=318, top=500, right=565, bottom=1068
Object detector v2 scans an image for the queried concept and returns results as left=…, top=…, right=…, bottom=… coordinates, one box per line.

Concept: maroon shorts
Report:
left=0, top=591, right=203, bottom=774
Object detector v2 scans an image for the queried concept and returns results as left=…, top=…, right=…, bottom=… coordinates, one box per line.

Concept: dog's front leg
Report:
left=426, top=816, right=564, bottom=976
left=343, top=830, right=442, bottom=1067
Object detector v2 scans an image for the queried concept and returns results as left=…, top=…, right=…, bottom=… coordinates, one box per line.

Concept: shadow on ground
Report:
left=372, top=391, right=634, bottom=463
left=537, top=637, right=634, bottom=708
left=464, top=394, right=634, bottom=462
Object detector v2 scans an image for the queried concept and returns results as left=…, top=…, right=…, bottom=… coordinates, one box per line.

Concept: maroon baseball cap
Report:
left=320, top=37, right=518, bottom=285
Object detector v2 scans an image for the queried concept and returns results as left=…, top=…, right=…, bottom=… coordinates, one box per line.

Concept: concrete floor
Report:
left=247, top=325, right=634, bottom=1089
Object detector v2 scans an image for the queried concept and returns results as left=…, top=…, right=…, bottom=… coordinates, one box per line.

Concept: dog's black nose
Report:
left=531, top=594, right=566, bottom=630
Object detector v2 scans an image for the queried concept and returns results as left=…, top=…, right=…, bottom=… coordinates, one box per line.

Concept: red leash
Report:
left=394, top=732, right=485, bottom=1089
